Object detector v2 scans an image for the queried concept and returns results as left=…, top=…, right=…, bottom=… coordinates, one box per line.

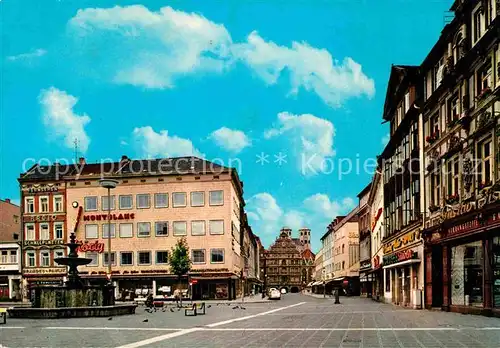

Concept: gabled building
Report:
left=358, top=183, right=373, bottom=297
left=0, top=198, right=21, bottom=300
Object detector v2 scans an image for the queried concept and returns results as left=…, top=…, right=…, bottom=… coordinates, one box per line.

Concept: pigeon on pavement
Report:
left=107, top=317, right=113, bottom=321
left=142, top=319, right=148, bottom=322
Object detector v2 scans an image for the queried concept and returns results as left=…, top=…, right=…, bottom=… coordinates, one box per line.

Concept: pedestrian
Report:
left=145, top=292, right=156, bottom=312
left=174, top=288, right=181, bottom=308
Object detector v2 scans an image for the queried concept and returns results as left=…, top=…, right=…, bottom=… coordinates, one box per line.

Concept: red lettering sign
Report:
left=83, top=213, right=135, bottom=221
left=76, top=240, right=105, bottom=253
left=396, top=250, right=415, bottom=262
left=373, top=255, right=380, bottom=268
left=75, top=207, right=83, bottom=232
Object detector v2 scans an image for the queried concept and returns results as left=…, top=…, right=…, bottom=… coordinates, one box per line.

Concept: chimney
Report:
left=5, top=198, right=10, bottom=203
left=79, top=157, right=86, bottom=165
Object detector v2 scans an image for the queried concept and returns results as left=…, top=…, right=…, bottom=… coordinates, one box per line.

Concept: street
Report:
left=2, top=294, right=500, bottom=347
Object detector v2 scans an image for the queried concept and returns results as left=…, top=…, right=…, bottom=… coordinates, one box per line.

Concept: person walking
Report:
left=173, top=288, right=181, bottom=308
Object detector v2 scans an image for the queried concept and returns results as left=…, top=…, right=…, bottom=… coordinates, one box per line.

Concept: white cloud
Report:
left=7, top=48, right=47, bottom=61
left=265, top=111, right=335, bottom=175
left=66, top=6, right=374, bottom=106
left=132, top=126, right=204, bottom=158
left=246, top=192, right=355, bottom=249
left=209, top=127, right=251, bottom=153
left=233, top=31, right=375, bottom=107
left=39, top=87, right=91, bottom=153
left=68, top=5, right=233, bottom=89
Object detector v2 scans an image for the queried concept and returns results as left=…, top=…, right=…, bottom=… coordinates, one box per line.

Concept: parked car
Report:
left=269, top=289, right=281, bottom=300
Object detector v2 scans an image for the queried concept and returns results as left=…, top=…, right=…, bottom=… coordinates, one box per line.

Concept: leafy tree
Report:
left=169, top=237, right=192, bottom=290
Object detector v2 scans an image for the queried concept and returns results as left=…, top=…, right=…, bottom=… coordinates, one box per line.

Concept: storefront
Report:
left=423, top=192, right=500, bottom=317
left=359, top=259, right=373, bottom=297
left=370, top=256, right=384, bottom=302
left=382, top=228, right=424, bottom=309
left=190, top=272, right=238, bottom=300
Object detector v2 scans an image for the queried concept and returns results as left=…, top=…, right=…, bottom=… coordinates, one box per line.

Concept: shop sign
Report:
left=24, top=185, right=58, bottom=193
left=24, top=214, right=59, bottom=222
left=427, top=190, right=500, bottom=228
left=383, top=230, right=421, bottom=254
left=360, top=260, right=372, bottom=270
left=23, top=239, right=64, bottom=247
left=83, top=213, right=135, bottom=221
left=446, top=212, right=500, bottom=238
left=24, top=268, right=66, bottom=275
left=373, top=255, right=380, bottom=268
left=383, top=250, right=418, bottom=266
left=191, top=268, right=230, bottom=273
left=372, top=208, right=383, bottom=230
left=76, top=240, right=105, bottom=253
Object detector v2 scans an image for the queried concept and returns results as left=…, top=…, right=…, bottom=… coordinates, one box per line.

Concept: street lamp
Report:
left=99, top=178, right=119, bottom=284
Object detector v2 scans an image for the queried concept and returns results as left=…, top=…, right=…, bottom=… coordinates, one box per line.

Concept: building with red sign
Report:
left=420, top=0, right=500, bottom=317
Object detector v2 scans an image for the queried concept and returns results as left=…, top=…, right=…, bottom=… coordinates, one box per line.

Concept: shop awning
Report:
left=312, top=281, right=323, bottom=286
left=306, top=282, right=314, bottom=287
left=332, top=277, right=345, bottom=281
left=383, top=259, right=421, bottom=269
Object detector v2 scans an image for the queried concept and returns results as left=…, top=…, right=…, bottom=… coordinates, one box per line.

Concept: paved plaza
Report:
left=1, top=294, right=500, bottom=347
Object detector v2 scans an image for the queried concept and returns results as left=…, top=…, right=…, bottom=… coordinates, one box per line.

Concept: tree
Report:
left=169, top=237, right=192, bottom=295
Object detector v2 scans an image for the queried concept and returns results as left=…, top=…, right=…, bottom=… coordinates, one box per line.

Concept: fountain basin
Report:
left=8, top=304, right=137, bottom=319
left=55, top=257, right=92, bottom=267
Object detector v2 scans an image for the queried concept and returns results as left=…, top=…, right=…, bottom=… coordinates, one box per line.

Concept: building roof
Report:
left=357, top=182, right=372, bottom=199
left=382, top=65, right=420, bottom=121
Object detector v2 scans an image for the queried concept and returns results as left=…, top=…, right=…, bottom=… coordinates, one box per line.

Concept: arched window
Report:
left=453, top=31, right=464, bottom=64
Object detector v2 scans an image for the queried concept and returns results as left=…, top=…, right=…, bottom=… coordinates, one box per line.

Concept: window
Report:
left=85, top=224, right=98, bottom=239
left=477, top=139, right=493, bottom=186
left=9, top=250, right=17, bottom=264
left=138, top=251, right=151, bottom=265
left=403, top=134, right=410, bottom=160
left=40, top=196, right=49, bottom=213
left=173, top=221, right=187, bottom=236
left=191, top=221, right=206, bottom=236
left=448, top=95, right=459, bottom=125
left=25, top=197, right=35, bottom=213
left=101, top=196, right=115, bottom=211
left=172, top=192, right=187, bottom=207
left=103, top=252, right=116, bottom=266
left=40, top=223, right=50, bottom=240
left=55, top=249, right=64, bottom=259
left=209, top=220, right=224, bottom=235
left=192, top=249, right=206, bottom=264
left=451, top=241, right=483, bottom=307
left=136, top=194, right=150, bottom=209
left=119, top=223, right=133, bottom=238
left=190, top=192, right=205, bottom=207
left=403, top=186, right=411, bottom=225
left=1, top=251, right=8, bottom=264
left=155, top=222, right=168, bottom=236
left=474, top=9, right=482, bottom=42
left=27, top=252, right=36, bottom=267
left=25, top=223, right=35, bottom=240
left=411, top=177, right=420, bottom=220
left=120, top=252, right=133, bottom=266
left=209, top=190, right=224, bottom=206
left=404, top=92, right=410, bottom=113
left=85, top=196, right=98, bottom=211
left=103, top=223, right=116, bottom=238
left=156, top=251, right=169, bottom=264
left=477, top=63, right=492, bottom=95
left=155, top=193, right=168, bottom=208
left=86, top=252, right=98, bottom=266
left=54, top=196, right=63, bottom=212
left=40, top=251, right=50, bottom=267
left=431, top=172, right=441, bottom=206
left=447, top=157, right=460, bottom=197
left=430, top=113, right=439, bottom=135
left=137, top=222, right=151, bottom=237
left=54, top=222, right=64, bottom=239
left=211, top=249, right=224, bottom=263
left=119, top=195, right=133, bottom=209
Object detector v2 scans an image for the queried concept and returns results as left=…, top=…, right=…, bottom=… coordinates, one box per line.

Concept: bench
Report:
left=0, top=308, right=7, bottom=324
left=184, top=302, right=205, bottom=316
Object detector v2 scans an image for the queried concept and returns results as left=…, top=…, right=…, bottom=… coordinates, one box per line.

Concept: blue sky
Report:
left=1, top=0, right=453, bottom=251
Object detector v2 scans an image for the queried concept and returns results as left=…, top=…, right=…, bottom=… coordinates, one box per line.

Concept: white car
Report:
left=269, top=289, right=281, bottom=300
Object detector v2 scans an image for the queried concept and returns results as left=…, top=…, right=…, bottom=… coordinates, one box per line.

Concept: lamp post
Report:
left=99, top=178, right=119, bottom=284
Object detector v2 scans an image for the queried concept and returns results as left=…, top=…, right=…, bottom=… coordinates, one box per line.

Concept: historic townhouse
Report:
left=380, top=65, right=425, bottom=309
left=20, top=156, right=250, bottom=301
left=421, top=0, right=500, bottom=316
left=358, top=183, right=373, bottom=297
left=240, top=213, right=261, bottom=296
left=0, top=198, right=21, bottom=300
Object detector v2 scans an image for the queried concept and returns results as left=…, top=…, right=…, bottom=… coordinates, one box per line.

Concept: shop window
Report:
left=209, top=190, right=224, bottom=206
left=192, top=249, right=206, bottom=264
left=172, top=192, right=187, bottom=207
left=210, top=249, right=224, bottom=264
left=209, top=220, right=224, bottom=235
left=156, top=251, right=169, bottom=264
left=451, top=241, right=483, bottom=307
left=103, top=252, right=116, bottom=266
left=493, top=237, right=500, bottom=308
left=25, top=223, right=35, bottom=240
left=103, top=223, right=116, bottom=238
left=27, top=251, right=36, bottom=267
left=101, top=196, right=115, bottom=211
left=138, top=251, right=151, bottom=265
left=173, top=221, right=187, bottom=236
left=190, top=192, right=205, bottom=207
left=54, top=195, right=63, bottom=212
left=477, top=139, right=493, bottom=187
left=40, top=224, right=50, bottom=240
left=39, top=196, right=49, bottom=213
left=85, top=196, right=98, bottom=211
left=40, top=251, right=50, bottom=267
left=25, top=197, right=34, bottom=213
left=136, top=194, right=150, bottom=209
left=119, top=223, right=133, bottom=238
left=155, top=222, right=168, bottom=237
left=54, top=222, right=64, bottom=239
left=137, top=222, right=151, bottom=237
left=154, top=193, right=168, bottom=208
left=119, top=195, right=133, bottom=209
left=120, top=252, right=133, bottom=266
left=191, top=220, right=206, bottom=236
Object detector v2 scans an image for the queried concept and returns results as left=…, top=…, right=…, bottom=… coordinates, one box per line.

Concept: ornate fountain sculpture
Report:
left=54, top=232, right=92, bottom=289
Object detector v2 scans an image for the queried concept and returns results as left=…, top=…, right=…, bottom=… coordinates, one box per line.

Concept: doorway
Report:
left=432, top=246, right=443, bottom=307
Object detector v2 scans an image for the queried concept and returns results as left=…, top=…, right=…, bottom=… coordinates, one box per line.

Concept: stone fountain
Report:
left=8, top=233, right=137, bottom=319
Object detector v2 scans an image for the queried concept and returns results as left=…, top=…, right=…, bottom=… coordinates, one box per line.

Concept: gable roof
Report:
left=382, top=65, right=419, bottom=121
